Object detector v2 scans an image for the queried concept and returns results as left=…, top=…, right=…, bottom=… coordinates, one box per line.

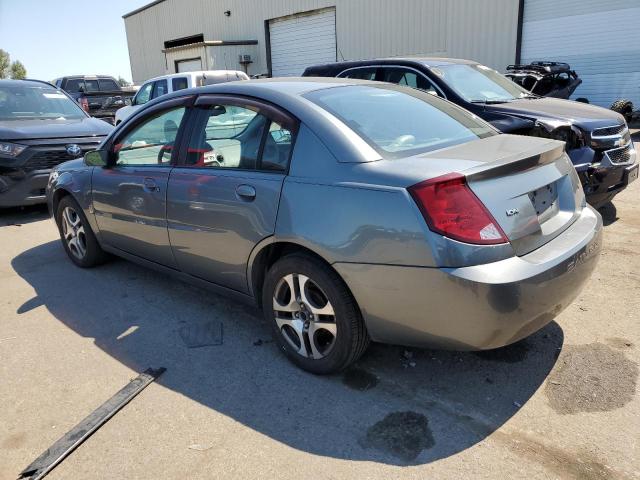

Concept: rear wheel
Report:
left=55, top=196, right=108, bottom=268
left=610, top=99, right=634, bottom=123
left=262, top=253, right=369, bottom=374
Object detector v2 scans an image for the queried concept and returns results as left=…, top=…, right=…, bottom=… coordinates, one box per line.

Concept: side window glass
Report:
left=261, top=121, right=293, bottom=172
left=135, top=83, right=153, bottom=105
left=114, top=107, right=185, bottom=166
left=172, top=77, right=189, bottom=91
left=381, top=68, right=441, bottom=96
left=84, top=79, right=100, bottom=92
left=99, top=79, right=119, bottom=90
left=186, top=104, right=265, bottom=169
left=341, top=68, right=377, bottom=80
left=152, top=80, right=168, bottom=99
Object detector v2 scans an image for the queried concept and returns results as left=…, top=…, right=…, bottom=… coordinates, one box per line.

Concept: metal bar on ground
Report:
left=18, top=367, right=166, bottom=480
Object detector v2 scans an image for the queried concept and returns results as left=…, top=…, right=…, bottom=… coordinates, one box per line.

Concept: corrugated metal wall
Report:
left=521, top=0, right=640, bottom=107
left=124, top=0, right=520, bottom=84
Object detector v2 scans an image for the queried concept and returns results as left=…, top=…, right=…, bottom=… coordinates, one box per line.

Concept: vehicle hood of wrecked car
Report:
left=485, top=96, right=625, bottom=131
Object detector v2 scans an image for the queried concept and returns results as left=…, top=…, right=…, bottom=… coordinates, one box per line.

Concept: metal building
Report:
left=124, top=0, right=640, bottom=107
left=123, top=0, right=521, bottom=82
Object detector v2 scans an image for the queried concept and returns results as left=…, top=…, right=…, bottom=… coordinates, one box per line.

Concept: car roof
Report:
left=305, top=57, right=479, bottom=72
left=0, top=79, right=57, bottom=88
left=144, top=70, right=248, bottom=83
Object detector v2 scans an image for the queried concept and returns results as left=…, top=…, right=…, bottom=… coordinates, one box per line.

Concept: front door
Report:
left=167, top=96, right=297, bottom=292
left=92, top=105, right=187, bottom=267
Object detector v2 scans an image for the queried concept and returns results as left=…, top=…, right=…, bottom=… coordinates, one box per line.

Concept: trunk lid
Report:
left=419, top=134, right=585, bottom=255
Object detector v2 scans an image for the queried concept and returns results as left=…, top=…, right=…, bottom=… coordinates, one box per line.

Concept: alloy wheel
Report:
left=272, top=273, right=337, bottom=359
left=61, top=206, right=87, bottom=260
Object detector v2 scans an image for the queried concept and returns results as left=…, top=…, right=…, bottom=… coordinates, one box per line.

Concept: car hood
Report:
left=0, top=116, right=113, bottom=141
left=485, top=97, right=625, bottom=131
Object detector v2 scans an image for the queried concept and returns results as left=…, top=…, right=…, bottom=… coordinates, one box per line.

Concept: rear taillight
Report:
left=408, top=173, right=507, bottom=245
left=78, top=97, right=89, bottom=112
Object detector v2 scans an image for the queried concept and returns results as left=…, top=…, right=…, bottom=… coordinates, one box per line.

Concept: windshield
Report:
left=305, top=85, right=495, bottom=158
left=0, top=84, right=86, bottom=120
left=434, top=64, right=533, bottom=103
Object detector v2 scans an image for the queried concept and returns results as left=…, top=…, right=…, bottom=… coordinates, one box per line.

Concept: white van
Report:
left=114, top=70, right=249, bottom=125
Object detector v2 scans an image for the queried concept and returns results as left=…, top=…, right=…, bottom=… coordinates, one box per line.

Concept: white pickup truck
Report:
left=114, top=70, right=249, bottom=125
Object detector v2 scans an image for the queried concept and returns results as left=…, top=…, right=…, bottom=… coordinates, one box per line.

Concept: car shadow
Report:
left=0, top=204, right=50, bottom=227
left=11, top=241, right=563, bottom=466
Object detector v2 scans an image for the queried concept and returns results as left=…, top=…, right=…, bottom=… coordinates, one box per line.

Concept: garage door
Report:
left=520, top=0, right=640, bottom=108
left=269, top=8, right=336, bottom=77
left=176, top=58, right=202, bottom=73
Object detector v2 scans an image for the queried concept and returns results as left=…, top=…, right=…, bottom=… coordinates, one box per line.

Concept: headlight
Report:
left=531, top=122, right=584, bottom=150
left=0, top=142, right=27, bottom=157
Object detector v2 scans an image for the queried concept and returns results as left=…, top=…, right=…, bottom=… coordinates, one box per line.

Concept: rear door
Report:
left=167, top=94, right=298, bottom=292
left=92, top=97, right=192, bottom=266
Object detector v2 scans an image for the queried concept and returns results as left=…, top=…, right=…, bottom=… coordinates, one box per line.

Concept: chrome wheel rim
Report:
left=61, top=206, right=87, bottom=260
left=273, top=273, right=337, bottom=359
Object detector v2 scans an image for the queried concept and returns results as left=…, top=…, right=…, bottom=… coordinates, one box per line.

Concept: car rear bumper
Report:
left=334, top=205, right=602, bottom=351
left=0, top=170, right=50, bottom=207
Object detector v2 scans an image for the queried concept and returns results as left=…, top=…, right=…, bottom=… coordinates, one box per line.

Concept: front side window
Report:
left=114, top=107, right=186, bottom=166
left=380, top=68, right=440, bottom=96
left=135, top=82, right=153, bottom=105
left=172, top=77, right=189, bottom=91
left=185, top=103, right=293, bottom=171
left=305, top=85, right=495, bottom=158
left=434, top=64, right=532, bottom=103
left=0, top=85, right=86, bottom=120
left=152, top=80, right=168, bottom=99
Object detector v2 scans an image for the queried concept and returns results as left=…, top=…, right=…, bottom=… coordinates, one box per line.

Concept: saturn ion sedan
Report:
left=47, top=78, right=602, bottom=374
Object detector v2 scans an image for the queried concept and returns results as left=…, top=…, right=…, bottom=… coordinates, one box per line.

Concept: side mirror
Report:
left=84, top=150, right=108, bottom=167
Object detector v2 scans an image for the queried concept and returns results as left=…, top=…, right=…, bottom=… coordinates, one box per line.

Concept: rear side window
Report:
left=99, top=78, right=119, bottom=90
left=305, top=85, right=495, bottom=159
left=340, top=67, right=377, bottom=80
left=172, top=77, right=189, bottom=91
left=379, top=67, right=441, bottom=96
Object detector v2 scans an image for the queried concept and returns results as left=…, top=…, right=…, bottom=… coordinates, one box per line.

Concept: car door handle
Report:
left=143, top=177, right=159, bottom=192
left=236, top=184, right=256, bottom=200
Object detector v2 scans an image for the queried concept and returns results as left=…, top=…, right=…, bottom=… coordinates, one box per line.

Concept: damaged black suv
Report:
left=303, top=58, right=638, bottom=208
left=0, top=79, right=112, bottom=208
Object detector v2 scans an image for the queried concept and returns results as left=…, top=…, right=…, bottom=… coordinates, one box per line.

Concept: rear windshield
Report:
left=305, top=85, right=495, bottom=158
left=0, top=84, right=86, bottom=120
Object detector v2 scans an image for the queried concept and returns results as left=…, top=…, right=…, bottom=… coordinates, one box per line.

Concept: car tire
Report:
left=575, top=97, right=589, bottom=104
left=55, top=195, right=108, bottom=268
left=262, top=253, right=370, bottom=374
left=610, top=99, right=634, bottom=123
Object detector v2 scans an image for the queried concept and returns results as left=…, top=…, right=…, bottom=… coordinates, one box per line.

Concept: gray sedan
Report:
left=47, top=78, right=602, bottom=374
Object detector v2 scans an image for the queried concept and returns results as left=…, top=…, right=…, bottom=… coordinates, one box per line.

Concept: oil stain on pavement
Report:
left=362, top=411, right=434, bottom=461
left=546, top=343, right=638, bottom=414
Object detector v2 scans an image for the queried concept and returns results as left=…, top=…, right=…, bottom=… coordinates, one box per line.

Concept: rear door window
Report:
left=339, top=67, right=378, bottom=80
left=380, top=67, right=441, bottom=96
left=172, top=77, right=189, bottom=91
left=99, top=78, right=120, bottom=90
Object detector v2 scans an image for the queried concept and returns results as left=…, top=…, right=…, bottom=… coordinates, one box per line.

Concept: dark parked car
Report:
left=48, top=79, right=601, bottom=374
left=303, top=58, right=638, bottom=208
left=53, top=75, right=136, bottom=125
left=505, top=61, right=582, bottom=100
left=0, top=79, right=112, bottom=208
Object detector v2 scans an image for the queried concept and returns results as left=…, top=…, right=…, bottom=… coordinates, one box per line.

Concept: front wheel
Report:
left=55, top=196, right=108, bottom=268
left=262, top=254, right=369, bottom=374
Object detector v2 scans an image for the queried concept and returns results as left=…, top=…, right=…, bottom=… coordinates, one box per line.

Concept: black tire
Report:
left=262, top=253, right=369, bottom=374
left=55, top=195, right=108, bottom=268
left=610, top=99, right=634, bottom=123
left=575, top=97, right=589, bottom=104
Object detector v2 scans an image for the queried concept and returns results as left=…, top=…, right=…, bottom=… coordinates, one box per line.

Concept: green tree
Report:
left=117, top=76, right=131, bottom=87
left=9, top=60, right=27, bottom=79
left=0, top=49, right=10, bottom=79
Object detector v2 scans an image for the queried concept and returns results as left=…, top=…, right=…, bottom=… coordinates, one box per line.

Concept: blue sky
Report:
left=0, top=0, right=150, bottom=83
